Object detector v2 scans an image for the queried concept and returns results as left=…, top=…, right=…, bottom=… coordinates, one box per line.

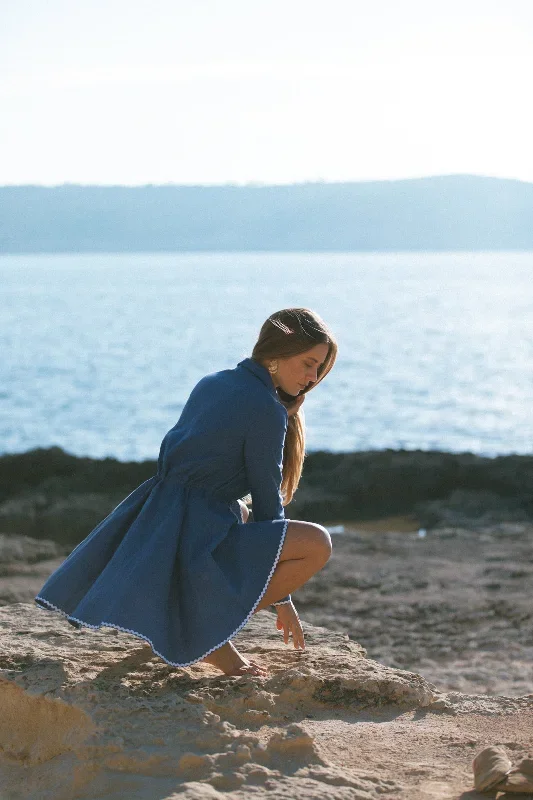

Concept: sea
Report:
left=1, top=250, right=532, bottom=461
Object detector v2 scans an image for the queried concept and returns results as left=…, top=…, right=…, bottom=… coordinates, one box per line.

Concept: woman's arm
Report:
left=243, top=401, right=287, bottom=522
left=243, top=401, right=292, bottom=606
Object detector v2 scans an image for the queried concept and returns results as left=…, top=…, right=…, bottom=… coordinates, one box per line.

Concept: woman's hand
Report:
left=281, top=393, right=305, bottom=419
left=275, top=602, right=305, bottom=650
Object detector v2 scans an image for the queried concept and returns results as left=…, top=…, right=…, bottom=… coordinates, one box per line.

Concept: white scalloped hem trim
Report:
left=34, top=517, right=290, bottom=669
left=271, top=599, right=292, bottom=605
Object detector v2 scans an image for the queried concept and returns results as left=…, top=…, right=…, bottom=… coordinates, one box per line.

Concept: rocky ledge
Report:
left=1, top=603, right=532, bottom=800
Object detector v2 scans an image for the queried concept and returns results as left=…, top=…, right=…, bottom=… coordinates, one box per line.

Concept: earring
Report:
left=268, top=360, right=278, bottom=374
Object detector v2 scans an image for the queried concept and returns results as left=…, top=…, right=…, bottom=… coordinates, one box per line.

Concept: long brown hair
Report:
left=251, top=308, right=337, bottom=505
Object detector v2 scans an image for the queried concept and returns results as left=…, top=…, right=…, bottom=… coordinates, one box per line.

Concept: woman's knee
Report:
left=311, top=523, right=333, bottom=564
left=282, top=520, right=332, bottom=564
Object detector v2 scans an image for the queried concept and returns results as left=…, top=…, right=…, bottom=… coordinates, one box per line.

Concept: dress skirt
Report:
left=34, top=472, right=289, bottom=667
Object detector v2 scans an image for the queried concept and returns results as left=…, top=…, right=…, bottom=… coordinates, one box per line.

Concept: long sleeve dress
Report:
left=34, top=357, right=293, bottom=667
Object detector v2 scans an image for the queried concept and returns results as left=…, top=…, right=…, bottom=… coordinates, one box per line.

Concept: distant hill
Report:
left=1, top=174, right=532, bottom=252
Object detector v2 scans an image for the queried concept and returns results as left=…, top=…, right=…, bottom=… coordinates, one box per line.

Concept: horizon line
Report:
left=2, top=173, right=533, bottom=189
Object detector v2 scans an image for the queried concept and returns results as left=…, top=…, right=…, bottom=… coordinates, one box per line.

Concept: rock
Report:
left=0, top=601, right=430, bottom=799
left=1, top=603, right=532, bottom=799
left=415, top=488, right=532, bottom=529
left=2, top=447, right=533, bottom=545
left=472, top=745, right=512, bottom=791
left=0, top=534, right=68, bottom=607
left=0, top=533, right=66, bottom=565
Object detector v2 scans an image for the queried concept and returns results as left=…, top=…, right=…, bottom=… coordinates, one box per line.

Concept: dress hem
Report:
left=34, top=517, right=290, bottom=669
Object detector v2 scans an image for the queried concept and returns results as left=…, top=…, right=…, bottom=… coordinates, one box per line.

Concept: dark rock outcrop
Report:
left=1, top=446, right=532, bottom=544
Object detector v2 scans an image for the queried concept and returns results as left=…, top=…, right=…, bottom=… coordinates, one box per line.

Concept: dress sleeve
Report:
left=243, top=401, right=288, bottom=522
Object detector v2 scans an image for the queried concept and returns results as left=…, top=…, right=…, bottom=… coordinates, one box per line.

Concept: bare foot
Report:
left=201, top=639, right=268, bottom=677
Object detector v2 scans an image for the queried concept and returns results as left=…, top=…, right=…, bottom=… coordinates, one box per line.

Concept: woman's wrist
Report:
left=271, top=594, right=292, bottom=608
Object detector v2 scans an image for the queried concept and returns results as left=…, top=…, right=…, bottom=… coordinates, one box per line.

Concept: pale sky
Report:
left=2, top=0, right=533, bottom=186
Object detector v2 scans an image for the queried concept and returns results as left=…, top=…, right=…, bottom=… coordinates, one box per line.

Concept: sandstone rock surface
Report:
left=1, top=603, right=532, bottom=800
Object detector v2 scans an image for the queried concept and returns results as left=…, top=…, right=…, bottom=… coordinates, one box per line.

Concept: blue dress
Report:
left=34, top=357, right=292, bottom=667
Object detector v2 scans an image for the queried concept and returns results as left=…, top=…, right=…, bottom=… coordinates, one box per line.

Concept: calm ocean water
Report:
left=1, top=251, right=532, bottom=461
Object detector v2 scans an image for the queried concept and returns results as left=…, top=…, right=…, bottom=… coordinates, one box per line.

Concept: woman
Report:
left=35, top=307, right=337, bottom=677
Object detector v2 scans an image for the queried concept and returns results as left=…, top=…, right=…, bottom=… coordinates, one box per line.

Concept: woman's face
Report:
left=267, top=343, right=330, bottom=397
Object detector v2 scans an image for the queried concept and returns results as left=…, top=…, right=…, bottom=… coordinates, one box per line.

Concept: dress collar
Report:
left=237, top=357, right=278, bottom=397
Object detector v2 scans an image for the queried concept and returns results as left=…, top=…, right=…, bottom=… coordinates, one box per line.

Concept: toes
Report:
left=221, top=657, right=268, bottom=677
left=238, top=663, right=267, bottom=676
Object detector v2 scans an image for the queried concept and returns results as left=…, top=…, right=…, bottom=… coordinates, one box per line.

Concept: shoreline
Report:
left=1, top=445, right=531, bottom=545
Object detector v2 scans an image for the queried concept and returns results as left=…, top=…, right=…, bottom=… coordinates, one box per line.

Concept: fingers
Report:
left=286, top=394, right=305, bottom=418
left=293, top=621, right=306, bottom=650
left=273, top=606, right=305, bottom=650
left=279, top=620, right=305, bottom=650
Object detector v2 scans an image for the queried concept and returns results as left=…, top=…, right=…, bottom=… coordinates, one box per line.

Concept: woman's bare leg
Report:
left=253, top=519, right=332, bottom=612
left=200, top=506, right=331, bottom=676
left=236, top=504, right=332, bottom=612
